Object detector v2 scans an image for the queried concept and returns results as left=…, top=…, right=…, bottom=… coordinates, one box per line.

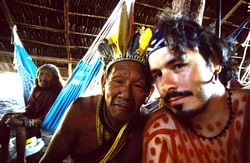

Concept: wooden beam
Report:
left=21, top=39, right=89, bottom=49
left=0, top=35, right=90, bottom=49
left=242, top=1, right=250, bottom=5
left=69, top=12, right=108, bottom=19
left=0, top=50, right=79, bottom=64
left=231, top=56, right=243, bottom=59
left=134, top=22, right=154, bottom=28
left=0, top=0, right=14, bottom=28
left=11, top=0, right=248, bottom=36
left=64, top=0, right=71, bottom=60
left=11, top=19, right=250, bottom=38
left=15, top=0, right=63, bottom=13
left=16, top=22, right=65, bottom=33
left=221, top=0, right=243, bottom=24
left=15, top=22, right=97, bottom=37
left=64, top=0, right=72, bottom=76
left=135, top=1, right=164, bottom=11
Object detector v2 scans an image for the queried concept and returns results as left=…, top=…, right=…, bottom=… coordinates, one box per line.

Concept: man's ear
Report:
left=101, top=74, right=106, bottom=93
left=211, top=59, right=222, bottom=74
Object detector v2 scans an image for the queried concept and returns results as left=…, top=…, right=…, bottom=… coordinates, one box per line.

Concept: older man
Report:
left=39, top=22, right=154, bottom=163
left=143, top=12, right=250, bottom=163
left=0, top=64, right=63, bottom=163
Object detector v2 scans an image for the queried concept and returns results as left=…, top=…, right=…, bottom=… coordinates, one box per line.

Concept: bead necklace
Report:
left=190, top=88, right=233, bottom=141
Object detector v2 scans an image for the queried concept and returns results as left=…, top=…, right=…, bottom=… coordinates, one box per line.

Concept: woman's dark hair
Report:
left=30, top=64, right=63, bottom=101
left=156, top=12, right=236, bottom=85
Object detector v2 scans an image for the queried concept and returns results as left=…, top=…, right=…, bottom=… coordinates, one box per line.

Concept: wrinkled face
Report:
left=149, top=47, right=215, bottom=117
left=37, top=69, right=55, bottom=89
left=102, top=61, right=149, bottom=123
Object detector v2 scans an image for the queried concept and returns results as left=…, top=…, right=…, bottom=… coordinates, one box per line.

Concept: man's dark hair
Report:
left=156, top=13, right=236, bottom=85
left=30, top=64, right=63, bottom=100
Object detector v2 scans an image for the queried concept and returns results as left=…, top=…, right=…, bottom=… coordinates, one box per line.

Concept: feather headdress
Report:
left=98, top=1, right=152, bottom=72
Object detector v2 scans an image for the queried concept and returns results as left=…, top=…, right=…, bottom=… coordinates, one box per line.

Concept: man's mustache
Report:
left=164, top=91, right=193, bottom=102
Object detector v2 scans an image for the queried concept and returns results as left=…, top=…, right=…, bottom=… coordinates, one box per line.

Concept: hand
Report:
left=5, top=117, right=23, bottom=128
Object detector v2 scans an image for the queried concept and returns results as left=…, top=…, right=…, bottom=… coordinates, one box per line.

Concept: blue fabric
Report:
left=41, top=57, right=103, bottom=131
left=14, top=43, right=37, bottom=105
left=14, top=40, right=103, bottom=131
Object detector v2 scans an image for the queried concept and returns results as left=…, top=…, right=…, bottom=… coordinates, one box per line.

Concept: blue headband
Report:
left=146, top=27, right=167, bottom=57
left=146, top=21, right=201, bottom=58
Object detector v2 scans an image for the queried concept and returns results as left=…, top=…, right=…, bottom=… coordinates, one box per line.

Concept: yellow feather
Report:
left=139, top=28, right=153, bottom=56
left=108, top=34, right=117, bottom=44
left=118, top=2, right=128, bottom=56
left=108, top=34, right=120, bottom=56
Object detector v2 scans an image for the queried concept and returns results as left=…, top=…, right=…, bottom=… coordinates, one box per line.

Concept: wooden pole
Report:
left=221, top=0, right=243, bottom=24
left=64, top=0, right=72, bottom=76
left=172, top=0, right=205, bottom=25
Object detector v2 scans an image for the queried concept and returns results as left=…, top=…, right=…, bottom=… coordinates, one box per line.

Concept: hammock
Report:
left=13, top=25, right=37, bottom=105
left=13, top=0, right=128, bottom=131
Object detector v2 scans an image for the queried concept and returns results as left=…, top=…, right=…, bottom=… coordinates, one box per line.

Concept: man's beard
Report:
left=170, top=103, right=208, bottom=127
left=173, top=104, right=201, bottom=118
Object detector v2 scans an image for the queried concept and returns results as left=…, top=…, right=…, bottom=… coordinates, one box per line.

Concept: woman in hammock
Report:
left=0, top=64, right=63, bottom=163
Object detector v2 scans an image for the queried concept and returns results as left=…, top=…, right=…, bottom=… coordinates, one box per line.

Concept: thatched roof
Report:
left=0, top=0, right=249, bottom=79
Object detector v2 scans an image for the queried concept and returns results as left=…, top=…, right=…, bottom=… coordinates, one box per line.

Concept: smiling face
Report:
left=102, top=61, right=150, bottom=124
left=149, top=46, right=216, bottom=117
left=37, top=69, right=55, bottom=89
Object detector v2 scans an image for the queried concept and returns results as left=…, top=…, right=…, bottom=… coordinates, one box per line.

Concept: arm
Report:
left=39, top=99, right=82, bottom=163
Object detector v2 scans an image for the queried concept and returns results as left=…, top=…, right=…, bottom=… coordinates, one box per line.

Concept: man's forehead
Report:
left=149, top=46, right=193, bottom=68
left=149, top=47, right=175, bottom=62
left=106, top=61, right=146, bottom=78
left=112, top=60, right=144, bottom=70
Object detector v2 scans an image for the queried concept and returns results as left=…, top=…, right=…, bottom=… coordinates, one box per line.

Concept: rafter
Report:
left=0, top=50, right=79, bottom=64
left=221, top=0, right=244, bottom=24
left=21, top=39, right=89, bottom=49
left=14, top=22, right=98, bottom=37
left=64, top=0, right=71, bottom=60
left=11, top=0, right=248, bottom=35
left=0, top=0, right=14, bottom=28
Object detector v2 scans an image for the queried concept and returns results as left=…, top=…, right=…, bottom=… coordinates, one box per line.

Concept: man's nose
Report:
left=160, top=70, right=177, bottom=92
left=119, top=84, right=132, bottom=100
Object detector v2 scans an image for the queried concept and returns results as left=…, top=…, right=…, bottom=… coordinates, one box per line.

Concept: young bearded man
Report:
left=143, top=12, right=250, bottom=163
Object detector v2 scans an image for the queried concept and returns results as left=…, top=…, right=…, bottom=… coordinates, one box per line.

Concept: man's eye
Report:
left=152, top=72, right=162, bottom=81
left=133, top=83, right=144, bottom=89
left=173, top=64, right=185, bottom=70
left=114, top=80, right=123, bottom=83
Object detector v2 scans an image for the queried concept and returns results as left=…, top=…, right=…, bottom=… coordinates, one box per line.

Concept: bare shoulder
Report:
left=230, top=88, right=250, bottom=106
left=57, top=95, right=101, bottom=132
left=230, top=88, right=250, bottom=94
left=144, top=107, right=178, bottom=136
left=229, top=88, right=250, bottom=125
left=69, top=95, right=100, bottom=113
